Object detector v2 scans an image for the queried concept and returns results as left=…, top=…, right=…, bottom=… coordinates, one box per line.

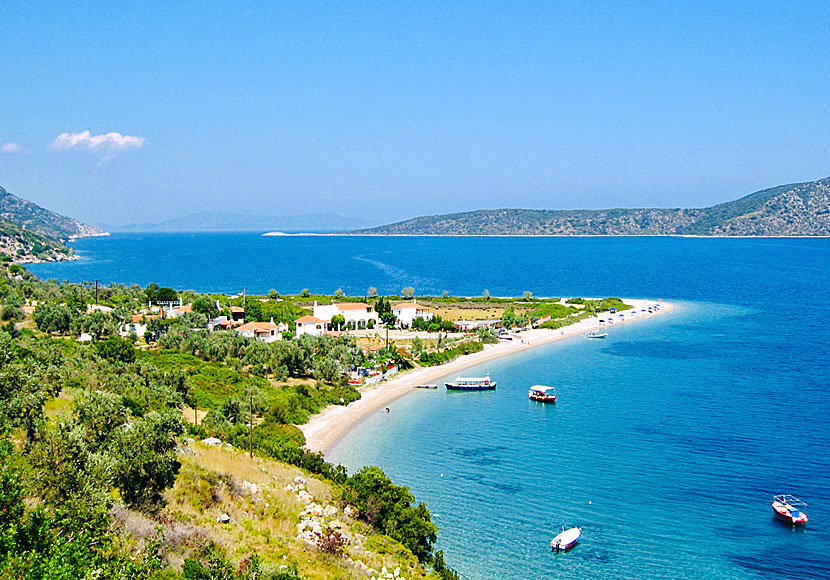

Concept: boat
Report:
left=772, top=494, right=809, bottom=525
left=550, top=526, right=581, bottom=552
left=414, top=384, right=437, bottom=389
left=528, top=385, right=556, bottom=403
left=445, top=376, right=497, bottom=391
left=586, top=330, right=608, bottom=339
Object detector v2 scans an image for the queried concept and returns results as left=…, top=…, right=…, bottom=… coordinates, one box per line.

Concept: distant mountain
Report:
left=110, top=211, right=375, bottom=233
left=0, top=185, right=107, bottom=240
left=351, top=178, right=830, bottom=237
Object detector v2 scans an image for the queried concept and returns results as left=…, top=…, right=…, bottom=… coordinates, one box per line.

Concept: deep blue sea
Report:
left=30, top=234, right=830, bottom=579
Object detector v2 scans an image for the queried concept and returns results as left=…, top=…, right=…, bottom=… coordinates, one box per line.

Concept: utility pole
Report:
left=249, top=391, right=254, bottom=459
left=94, top=280, right=99, bottom=305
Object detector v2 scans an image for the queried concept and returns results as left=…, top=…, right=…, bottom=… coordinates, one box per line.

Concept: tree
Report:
left=192, top=297, right=218, bottom=318
left=482, top=289, right=490, bottom=301
left=300, top=288, right=310, bottom=298
left=401, top=287, right=415, bottom=298
left=244, top=300, right=264, bottom=322
left=154, top=287, right=178, bottom=303
left=330, top=314, right=345, bottom=330
left=523, top=291, right=533, bottom=301
left=367, top=287, right=377, bottom=298
left=334, top=288, right=343, bottom=297
left=94, top=336, right=137, bottom=363
left=111, top=410, right=184, bottom=511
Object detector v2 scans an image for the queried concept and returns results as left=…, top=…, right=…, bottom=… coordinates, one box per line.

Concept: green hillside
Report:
left=353, top=177, right=830, bottom=237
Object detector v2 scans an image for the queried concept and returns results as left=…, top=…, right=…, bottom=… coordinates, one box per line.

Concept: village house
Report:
left=392, top=300, right=433, bottom=327
left=229, top=305, right=245, bottom=321
left=121, top=313, right=160, bottom=337
left=234, top=318, right=283, bottom=343
left=295, top=315, right=327, bottom=337
left=312, top=301, right=378, bottom=329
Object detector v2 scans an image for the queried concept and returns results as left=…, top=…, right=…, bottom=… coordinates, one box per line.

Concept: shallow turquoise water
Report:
left=30, top=234, right=830, bottom=578
left=329, top=302, right=829, bottom=579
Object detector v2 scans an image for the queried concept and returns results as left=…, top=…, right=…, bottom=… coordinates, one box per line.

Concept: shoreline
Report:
left=300, top=299, right=674, bottom=455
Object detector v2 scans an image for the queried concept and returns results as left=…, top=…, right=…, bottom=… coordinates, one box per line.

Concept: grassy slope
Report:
left=149, top=442, right=430, bottom=580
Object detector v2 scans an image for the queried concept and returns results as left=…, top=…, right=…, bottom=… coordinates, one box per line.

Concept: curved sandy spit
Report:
left=301, top=299, right=674, bottom=454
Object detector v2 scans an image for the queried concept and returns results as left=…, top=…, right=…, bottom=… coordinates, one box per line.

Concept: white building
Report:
left=312, top=301, right=378, bottom=329
left=295, top=315, right=327, bottom=337
left=235, top=319, right=281, bottom=343
left=392, top=300, right=433, bottom=327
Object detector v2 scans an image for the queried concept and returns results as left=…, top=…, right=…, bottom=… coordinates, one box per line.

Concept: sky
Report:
left=1, top=1, right=829, bottom=228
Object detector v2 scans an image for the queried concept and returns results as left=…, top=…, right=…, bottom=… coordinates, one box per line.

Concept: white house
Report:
left=392, top=300, right=433, bottom=327
left=121, top=313, right=161, bottom=337
left=312, top=301, right=378, bottom=329
left=295, top=315, right=327, bottom=337
left=235, top=319, right=281, bottom=343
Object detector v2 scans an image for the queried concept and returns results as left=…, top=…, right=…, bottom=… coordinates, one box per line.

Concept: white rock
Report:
left=294, top=476, right=307, bottom=485
left=394, top=567, right=400, bottom=577
left=216, top=513, right=230, bottom=523
left=323, top=505, right=338, bottom=517
left=202, top=437, right=222, bottom=446
left=344, top=505, right=358, bottom=517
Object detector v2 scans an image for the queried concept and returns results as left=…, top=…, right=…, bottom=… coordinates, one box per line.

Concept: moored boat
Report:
left=550, top=526, right=581, bottom=552
left=528, top=385, right=556, bottom=403
left=772, top=494, right=808, bottom=525
left=587, top=330, right=608, bottom=339
left=445, top=376, right=497, bottom=390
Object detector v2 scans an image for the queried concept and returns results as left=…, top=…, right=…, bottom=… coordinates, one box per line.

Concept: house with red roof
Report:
left=392, top=299, right=433, bottom=327
left=295, top=315, right=327, bottom=338
left=312, top=301, right=379, bottom=330
left=235, top=318, right=281, bottom=343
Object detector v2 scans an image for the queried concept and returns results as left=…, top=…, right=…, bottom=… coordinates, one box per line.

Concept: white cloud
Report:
left=50, top=130, right=145, bottom=151
left=1, top=142, right=22, bottom=153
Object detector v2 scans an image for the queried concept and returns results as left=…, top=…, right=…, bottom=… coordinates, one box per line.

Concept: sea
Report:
left=30, top=234, right=830, bottom=580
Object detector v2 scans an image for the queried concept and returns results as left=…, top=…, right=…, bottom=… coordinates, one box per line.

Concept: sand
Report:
left=300, top=299, right=674, bottom=454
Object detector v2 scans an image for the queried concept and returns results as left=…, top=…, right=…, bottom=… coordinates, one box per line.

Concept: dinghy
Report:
left=550, top=526, right=581, bottom=552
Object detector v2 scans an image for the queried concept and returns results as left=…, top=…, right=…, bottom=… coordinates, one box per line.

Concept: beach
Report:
left=301, top=298, right=673, bottom=454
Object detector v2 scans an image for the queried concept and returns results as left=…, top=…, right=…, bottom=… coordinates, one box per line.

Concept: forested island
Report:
left=350, top=177, right=830, bottom=237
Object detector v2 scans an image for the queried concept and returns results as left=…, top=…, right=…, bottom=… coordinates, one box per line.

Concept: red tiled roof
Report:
left=296, top=315, right=326, bottom=324
left=335, top=302, right=371, bottom=311
left=236, top=321, right=277, bottom=332
left=230, top=306, right=245, bottom=313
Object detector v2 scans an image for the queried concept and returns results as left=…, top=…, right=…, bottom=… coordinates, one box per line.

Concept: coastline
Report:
left=300, top=298, right=674, bottom=455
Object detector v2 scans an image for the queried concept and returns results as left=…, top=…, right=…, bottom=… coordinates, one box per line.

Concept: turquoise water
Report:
left=329, top=303, right=829, bottom=579
left=29, top=234, right=830, bottom=579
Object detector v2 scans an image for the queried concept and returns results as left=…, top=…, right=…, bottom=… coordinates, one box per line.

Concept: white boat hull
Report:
left=550, top=527, right=581, bottom=551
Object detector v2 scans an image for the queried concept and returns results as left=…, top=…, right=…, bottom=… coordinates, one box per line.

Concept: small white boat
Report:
left=445, top=376, right=497, bottom=391
left=587, top=330, right=607, bottom=339
left=550, top=526, right=581, bottom=552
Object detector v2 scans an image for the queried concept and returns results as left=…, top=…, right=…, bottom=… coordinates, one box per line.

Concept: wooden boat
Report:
left=528, top=385, right=556, bottom=403
left=445, top=376, right=496, bottom=391
left=586, top=330, right=608, bottom=339
left=550, top=526, right=581, bottom=552
left=772, top=494, right=808, bottom=525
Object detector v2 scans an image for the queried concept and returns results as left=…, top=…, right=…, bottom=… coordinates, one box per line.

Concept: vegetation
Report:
left=0, top=269, right=463, bottom=580
left=350, top=177, right=830, bottom=236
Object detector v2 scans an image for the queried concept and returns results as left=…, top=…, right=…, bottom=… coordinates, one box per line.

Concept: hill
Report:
left=0, top=184, right=108, bottom=262
left=0, top=185, right=107, bottom=240
left=0, top=218, right=75, bottom=263
left=351, top=178, right=830, bottom=236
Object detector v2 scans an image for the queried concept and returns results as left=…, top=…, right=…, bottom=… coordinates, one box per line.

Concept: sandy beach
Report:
left=301, top=299, right=674, bottom=454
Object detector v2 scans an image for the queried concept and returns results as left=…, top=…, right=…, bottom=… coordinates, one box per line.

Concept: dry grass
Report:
left=145, top=442, right=428, bottom=580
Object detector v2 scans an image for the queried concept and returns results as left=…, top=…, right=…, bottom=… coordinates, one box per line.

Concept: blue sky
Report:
left=1, top=1, right=829, bottom=227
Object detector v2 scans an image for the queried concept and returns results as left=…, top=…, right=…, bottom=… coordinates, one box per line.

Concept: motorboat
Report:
left=772, top=494, right=808, bottom=525
left=528, top=385, right=556, bottom=403
left=550, top=526, right=581, bottom=552
left=586, top=330, right=608, bottom=339
left=445, top=376, right=497, bottom=391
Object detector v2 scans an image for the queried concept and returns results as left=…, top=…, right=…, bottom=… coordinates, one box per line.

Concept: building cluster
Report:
left=121, top=298, right=436, bottom=344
